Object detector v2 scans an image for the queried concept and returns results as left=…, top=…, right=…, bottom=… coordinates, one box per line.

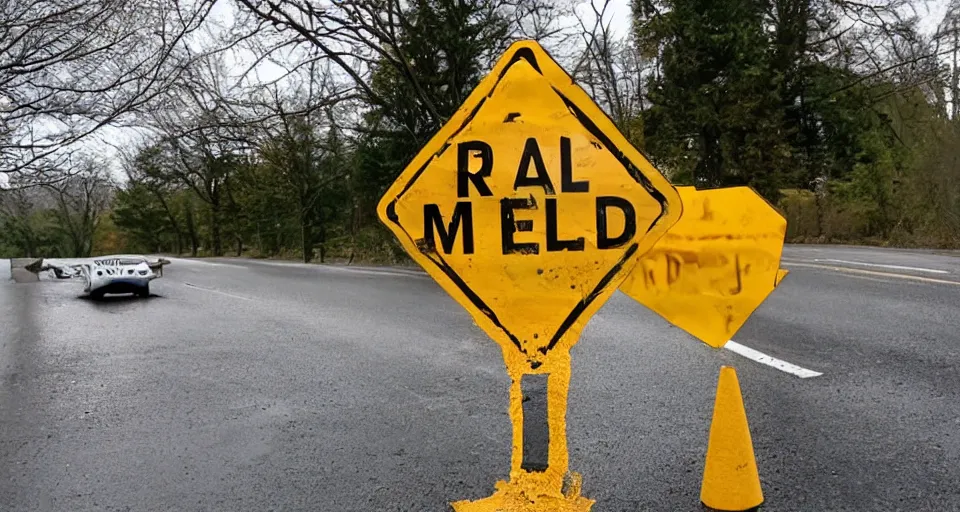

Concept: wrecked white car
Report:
left=26, top=255, right=170, bottom=298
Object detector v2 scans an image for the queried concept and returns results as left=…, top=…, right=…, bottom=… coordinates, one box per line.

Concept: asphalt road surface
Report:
left=2, top=245, right=958, bottom=511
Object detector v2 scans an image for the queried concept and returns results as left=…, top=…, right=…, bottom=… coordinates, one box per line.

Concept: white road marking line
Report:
left=817, top=272, right=907, bottom=286
left=239, top=258, right=427, bottom=278
left=724, top=340, right=823, bottom=378
left=182, top=282, right=252, bottom=301
left=162, top=258, right=249, bottom=269
left=782, top=261, right=960, bottom=287
left=812, top=258, right=949, bottom=274
left=321, top=266, right=427, bottom=278
left=171, top=257, right=426, bottom=278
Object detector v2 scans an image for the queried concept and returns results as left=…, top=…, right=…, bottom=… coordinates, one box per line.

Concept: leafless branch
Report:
left=0, top=0, right=216, bottom=181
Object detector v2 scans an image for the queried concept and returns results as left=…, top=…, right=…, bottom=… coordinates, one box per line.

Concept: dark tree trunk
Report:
left=301, top=217, right=312, bottom=263
left=185, top=205, right=199, bottom=257
left=154, top=191, right=184, bottom=256
left=210, top=201, right=222, bottom=256
left=318, top=224, right=326, bottom=263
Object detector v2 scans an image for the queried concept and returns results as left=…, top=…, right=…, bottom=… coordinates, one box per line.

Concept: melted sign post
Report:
left=377, top=40, right=681, bottom=510
left=620, top=186, right=788, bottom=348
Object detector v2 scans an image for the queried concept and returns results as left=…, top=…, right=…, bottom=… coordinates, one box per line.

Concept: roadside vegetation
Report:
left=3, top=0, right=960, bottom=262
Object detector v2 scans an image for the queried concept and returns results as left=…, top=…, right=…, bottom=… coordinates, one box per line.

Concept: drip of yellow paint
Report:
left=453, top=350, right=594, bottom=512
left=451, top=473, right=594, bottom=512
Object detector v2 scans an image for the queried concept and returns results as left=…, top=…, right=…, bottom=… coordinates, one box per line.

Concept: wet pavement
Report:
left=1, top=247, right=959, bottom=511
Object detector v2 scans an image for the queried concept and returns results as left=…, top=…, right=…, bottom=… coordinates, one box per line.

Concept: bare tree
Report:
left=931, top=1, right=960, bottom=118
left=150, top=130, right=242, bottom=258
left=255, top=79, right=351, bottom=262
left=0, top=185, right=46, bottom=256
left=784, top=0, right=948, bottom=103
left=0, top=0, right=216, bottom=181
left=120, top=143, right=192, bottom=255
left=42, top=160, right=113, bottom=257
left=136, top=46, right=258, bottom=257
left=571, top=0, right=649, bottom=144
left=229, top=0, right=575, bottom=128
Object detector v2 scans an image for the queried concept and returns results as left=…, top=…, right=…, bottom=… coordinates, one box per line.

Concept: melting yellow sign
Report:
left=377, top=40, right=681, bottom=510
left=620, top=186, right=788, bottom=348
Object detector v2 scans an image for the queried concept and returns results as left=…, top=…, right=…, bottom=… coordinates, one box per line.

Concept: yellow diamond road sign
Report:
left=377, top=40, right=681, bottom=367
left=620, top=186, right=788, bottom=348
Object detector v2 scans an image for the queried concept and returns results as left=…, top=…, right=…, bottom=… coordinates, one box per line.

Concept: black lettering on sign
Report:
left=457, top=141, right=493, bottom=198
left=596, top=196, right=637, bottom=249
left=514, top=138, right=555, bottom=194
left=423, top=202, right=474, bottom=254
left=545, top=198, right=584, bottom=252
left=560, top=136, right=589, bottom=193
left=666, top=253, right=682, bottom=285
left=501, top=197, right=539, bottom=255
left=731, top=254, right=743, bottom=295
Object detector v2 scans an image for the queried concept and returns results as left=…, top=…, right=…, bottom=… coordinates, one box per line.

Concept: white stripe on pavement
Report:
left=321, top=266, right=427, bottom=278
left=782, top=261, right=960, bottom=287
left=724, top=340, right=823, bottom=378
left=168, top=257, right=426, bottom=278
left=165, top=258, right=250, bottom=270
left=182, top=282, right=252, bottom=301
left=238, top=259, right=427, bottom=278
left=813, top=258, right=949, bottom=274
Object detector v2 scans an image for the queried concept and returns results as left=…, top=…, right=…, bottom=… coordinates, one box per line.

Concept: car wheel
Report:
left=137, top=286, right=150, bottom=298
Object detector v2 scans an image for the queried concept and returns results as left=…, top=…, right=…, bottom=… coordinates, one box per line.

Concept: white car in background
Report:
left=27, top=255, right=170, bottom=299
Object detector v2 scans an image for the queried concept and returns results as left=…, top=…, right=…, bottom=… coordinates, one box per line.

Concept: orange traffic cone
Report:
left=701, top=366, right=763, bottom=511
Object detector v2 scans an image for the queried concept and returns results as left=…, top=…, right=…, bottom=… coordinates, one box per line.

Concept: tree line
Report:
left=3, top=0, right=960, bottom=261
